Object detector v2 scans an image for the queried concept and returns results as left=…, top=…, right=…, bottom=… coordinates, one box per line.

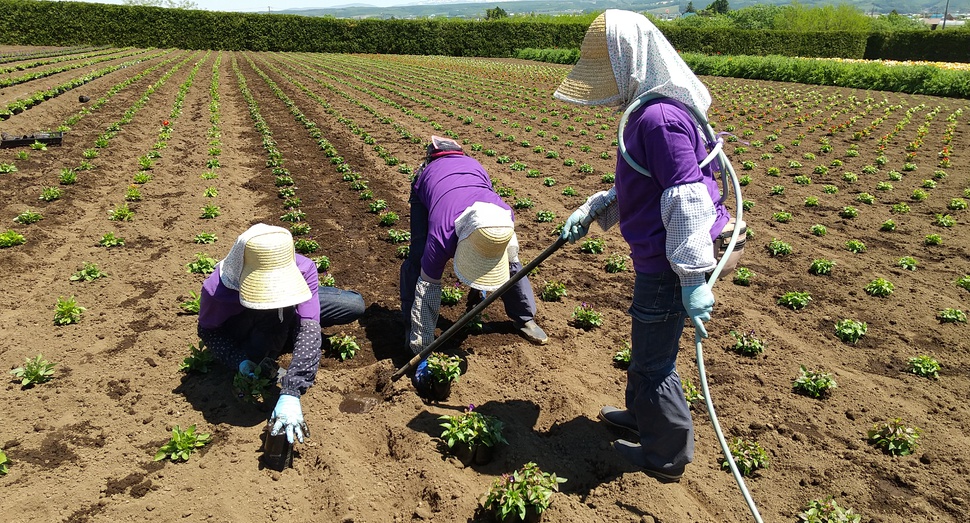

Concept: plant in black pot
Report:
left=439, top=404, right=507, bottom=466
left=424, top=352, right=461, bottom=401
left=482, top=462, right=567, bottom=522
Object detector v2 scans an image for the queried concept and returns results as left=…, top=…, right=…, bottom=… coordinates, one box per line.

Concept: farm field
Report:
left=0, top=45, right=968, bottom=523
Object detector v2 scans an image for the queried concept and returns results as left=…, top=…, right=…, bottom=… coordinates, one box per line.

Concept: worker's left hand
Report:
left=270, top=394, right=309, bottom=444
left=682, top=284, right=714, bottom=338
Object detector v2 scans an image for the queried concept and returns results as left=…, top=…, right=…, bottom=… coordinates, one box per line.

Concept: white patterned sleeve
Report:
left=660, top=182, right=717, bottom=287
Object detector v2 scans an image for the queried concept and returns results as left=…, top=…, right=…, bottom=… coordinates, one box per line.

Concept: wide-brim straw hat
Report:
left=554, top=13, right=621, bottom=106
left=238, top=230, right=311, bottom=310
left=454, top=226, right=514, bottom=291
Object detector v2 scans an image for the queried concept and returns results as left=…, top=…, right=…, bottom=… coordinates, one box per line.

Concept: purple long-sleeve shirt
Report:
left=616, top=98, right=730, bottom=276
left=198, top=254, right=322, bottom=397
left=412, top=154, right=514, bottom=280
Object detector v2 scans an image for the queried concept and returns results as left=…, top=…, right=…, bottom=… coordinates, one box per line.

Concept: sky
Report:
left=78, top=0, right=510, bottom=14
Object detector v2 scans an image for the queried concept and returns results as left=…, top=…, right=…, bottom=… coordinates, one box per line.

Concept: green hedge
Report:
left=866, top=31, right=970, bottom=63
left=660, top=26, right=868, bottom=59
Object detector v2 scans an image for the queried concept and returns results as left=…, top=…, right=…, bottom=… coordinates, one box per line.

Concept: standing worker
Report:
left=556, top=10, right=733, bottom=482
left=401, top=136, right=548, bottom=396
left=198, top=223, right=365, bottom=444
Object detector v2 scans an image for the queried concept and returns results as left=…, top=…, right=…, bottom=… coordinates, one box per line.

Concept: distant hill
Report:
left=273, top=0, right=958, bottom=20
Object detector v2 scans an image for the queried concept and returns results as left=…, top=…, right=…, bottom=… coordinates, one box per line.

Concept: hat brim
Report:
left=554, top=13, right=622, bottom=106
left=454, top=228, right=513, bottom=292
left=238, top=233, right=312, bottom=309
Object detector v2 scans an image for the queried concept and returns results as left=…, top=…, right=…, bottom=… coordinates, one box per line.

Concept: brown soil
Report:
left=1, top=46, right=969, bottom=523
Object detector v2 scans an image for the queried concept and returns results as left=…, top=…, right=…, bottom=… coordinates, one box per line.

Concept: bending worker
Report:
left=198, top=223, right=365, bottom=443
left=401, top=136, right=548, bottom=396
left=556, top=10, right=733, bottom=482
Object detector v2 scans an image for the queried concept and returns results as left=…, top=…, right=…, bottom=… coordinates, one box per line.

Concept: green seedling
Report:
left=540, top=280, right=567, bottom=302
left=767, top=238, right=792, bottom=256
left=572, top=302, right=603, bottom=330
left=834, top=319, right=867, bottom=344
left=200, top=204, right=221, bottom=219
left=937, top=308, right=966, bottom=324
left=810, top=224, right=827, bottom=237
left=867, top=419, right=920, bottom=456
left=809, top=259, right=834, bottom=276
left=328, top=334, right=360, bottom=361
left=39, top=186, right=62, bottom=202
left=368, top=199, right=388, bottom=213
left=535, top=210, right=555, bottom=223
left=186, top=253, right=217, bottom=275
left=793, top=365, right=837, bottom=398
left=957, top=275, right=970, bottom=292
left=880, top=220, right=897, bottom=232
left=845, top=239, right=866, bottom=253
left=179, top=343, right=214, bottom=373
left=729, top=329, right=765, bottom=356
left=179, top=291, right=201, bottom=314
left=439, top=406, right=507, bottom=450
left=482, top=462, right=566, bottom=522
left=54, top=296, right=85, bottom=325
left=312, top=256, right=331, bottom=272
left=722, top=437, right=769, bottom=477
left=426, top=352, right=462, bottom=383
left=290, top=223, right=311, bottom=235
left=233, top=365, right=274, bottom=405
left=797, top=496, right=862, bottom=523
left=440, top=283, right=464, bottom=306
left=154, top=425, right=211, bottom=462
left=897, top=256, right=917, bottom=271
left=778, top=291, right=811, bottom=310
left=320, top=272, right=336, bottom=287
left=613, top=341, right=631, bottom=367
left=109, top=203, right=134, bottom=222
left=294, top=238, right=319, bottom=254
left=70, top=262, right=107, bottom=282
left=99, top=232, right=125, bottom=248
left=378, top=211, right=399, bottom=226
left=908, top=355, right=940, bottom=380
left=13, top=210, right=42, bottom=225
left=193, top=232, right=218, bottom=244
left=0, top=449, right=8, bottom=475
left=604, top=253, right=629, bottom=273
left=864, top=278, right=894, bottom=298
left=10, top=354, right=56, bottom=387
left=733, top=267, right=754, bottom=286
left=924, top=234, right=943, bottom=246
left=580, top=237, right=605, bottom=254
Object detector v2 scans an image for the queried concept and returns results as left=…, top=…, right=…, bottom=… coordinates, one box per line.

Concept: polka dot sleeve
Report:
left=280, top=319, right=322, bottom=397
left=198, top=325, right=246, bottom=370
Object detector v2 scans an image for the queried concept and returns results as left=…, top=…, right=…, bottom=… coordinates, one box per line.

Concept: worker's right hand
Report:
left=561, top=207, right=592, bottom=243
left=411, top=358, right=433, bottom=398
left=238, top=359, right=258, bottom=378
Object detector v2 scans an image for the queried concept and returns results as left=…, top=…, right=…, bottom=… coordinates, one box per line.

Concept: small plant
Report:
left=0, top=229, right=26, bottom=248
left=770, top=185, right=785, bottom=195
left=99, top=232, right=125, bottom=248
left=179, top=343, right=214, bottom=373
left=0, top=448, right=7, bottom=475
left=186, top=253, right=217, bottom=274
left=440, top=283, right=465, bottom=306
left=377, top=210, right=400, bottom=226
left=797, top=497, right=862, bottom=523
left=924, top=234, right=943, bottom=246
left=856, top=193, right=875, bottom=205
left=722, top=437, right=769, bottom=477
left=911, top=189, right=928, bottom=202
left=604, top=253, right=629, bottom=273
left=809, top=259, right=834, bottom=276
left=320, top=273, right=336, bottom=287
left=439, top=405, right=507, bottom=452
left=294, top=238, right=319, bottom=254
left=867, top=419, right=920, bottom=456
left=59, top=168, right=77, bottom=185
left=778, top=291, right=811, bottom=310
left=729, top=329, right=765, bottom=356
left=733, top=266, right=754, bottom=286
left=328, top=334, right=360, bottom=361
left=13, top=209, right=42, bottom=225
left=387, top=229, right=410, bottom=244
left=108, top=203, right=135, bottom=222
left=0, top=162, right=17, bottom=173
left=482, top=462, right=566, bottom=522
left=845, top=239, right=867, bottom=254
left=10, top=354, right=56, bottom=387
left=792, top=365, right=836, bottom=398
left=613, top=341, right=631, bottom=366
left=30, top=141, right=47, bottom=151
left=821, top=184, right=838, bottom=194
left=767, top=238, right=792, bottom=256
left=540, top=280, right=567, bottom=302
left=311, top=256, right=331, bottom=273
left=880, top=219, right=897, bottom=232
left=864, top=277, right=894, bottom=298
left=572, top=302, right=603, bottom=330
left=804, top=196, right=819, bottom=207
left=810, top=224, right=827, bottom=236
left=773, top=211, right=793, bottom=223
left=683, top=377, right=704, bottom=405
left=948, top=198, right=968, bottom=211
left=908, top=355, right=940, bottom=379
left=535, top=210, right=555, bottom=223
left=70, top=262, right=107, bottom=282
left=561, top=186, right=577, bottom=196
left=368, top=199, right=388, bottom=213
left=842, top=172, right=858, bottom=183
left=834, top=319, right=867, bottom=344
left=179, top=291, right=201, bottom=314
left=53, top=296, right=85, bottom=325
left=937, top=308, right=967, bottom=324
left=838, top=206, right=858, bottom=219
left=897, top=256, right=917, bottom=271
left=193, top=232, right=218, bottom=244
left=891, top=202, right=910, bottom=214
left=232, top=365, right=274, bottom=404
left=957, top=275, right=970, bottom=292
left=39, top=186, right=62, bottom=202
left=580, top=237, right=605, bottom=254
left=154, top=425, right=212, bottom=462
left=542, top=177, right=556, bottom=187
left=933, top=214, right=955, bottom=228
left=513, top=197, right=534, bottom=209
left=426, top=352, right=462, bottom=383
left=134, top=172, right=153, bottom=184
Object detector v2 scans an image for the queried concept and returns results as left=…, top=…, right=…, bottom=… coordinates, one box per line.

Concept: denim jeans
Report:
left=399, top=186, right=535, bottom=325
left=318, top=287, right=366, bottom=328
left=626, top=270, right=694, bottom=472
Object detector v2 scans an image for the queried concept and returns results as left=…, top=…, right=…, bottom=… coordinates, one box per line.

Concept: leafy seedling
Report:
left=70, top=262, right=107, bottom=282
left=54, top=296, right=85, bottom=325
left=328, top=334, right=360, bottom=361
left=908, top=355, right=940, bottom=380
left=722, top=437, right=769, bottom=477
left=10, top=354, right=55, bottom=387
left=792, top=365, right=836, bottom=399
left=834, top=319, right=867, bottom=344
left=179, top=343, right=214, bottom=373
left=154, top=425, right=212, bottom=462
left=613, top=341, right=631, bottom=367
left=728, top=329, right=765, bottom=356
left=540, top=280, right=567, bottom=302
left=0, top=448, right=8, bottom=475
left=798, top=496, right=862, bottom=523
left=867, top=419, right=920, bottom=456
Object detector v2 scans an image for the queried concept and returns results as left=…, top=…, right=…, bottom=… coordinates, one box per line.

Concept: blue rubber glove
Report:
left=411, top=358, right=433, bottom=397
left=270, top=394, right=308, bottom=444
left=561, top=207, right=593, bottom=244
left=682, top=284, right=715, bottom=338
left=238, top=359, right=258, bottom=378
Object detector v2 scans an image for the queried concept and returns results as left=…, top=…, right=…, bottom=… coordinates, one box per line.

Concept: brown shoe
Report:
left=515, top=320, right=548, bottom=345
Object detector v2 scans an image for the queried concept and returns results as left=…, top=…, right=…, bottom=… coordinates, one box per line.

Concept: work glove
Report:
left=561, top=188, right=617, bottom=243
left=238, top=359, right=258, bottom=378
left=411, top=358, right=433, bottom=398
left=270, top=394, right=309, bottom=444
left=682, top=284, right=715, bottom=339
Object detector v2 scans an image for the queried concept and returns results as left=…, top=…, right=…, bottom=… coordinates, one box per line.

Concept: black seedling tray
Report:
left=0, top=131, right=64, bottom=148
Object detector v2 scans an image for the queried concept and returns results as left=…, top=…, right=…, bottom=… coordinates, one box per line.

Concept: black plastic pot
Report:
left=429, top=379, right=452, bottom=401
left=495, top=506, right=542, bottom=523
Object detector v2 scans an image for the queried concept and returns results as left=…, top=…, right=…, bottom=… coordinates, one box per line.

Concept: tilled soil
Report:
left=1, top=46, right=969, bottom=523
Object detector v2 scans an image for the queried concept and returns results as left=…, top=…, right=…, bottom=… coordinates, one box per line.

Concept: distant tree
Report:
left=773, top=2, right=871, bottom=32
left=684, top=1, right=696, bottom=14
left=728, top=4, right=784, bottom=29
left=485, top=7, right=509, bottom=20
left=706, top=0, right=729, bottom=15
left=871, top=11, right=926, bottom=31
left=123, top=0, right=198, bottom=8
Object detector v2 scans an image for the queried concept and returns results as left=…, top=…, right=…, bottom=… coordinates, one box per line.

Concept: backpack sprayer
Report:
left=619, top=93, right=763, bottom=523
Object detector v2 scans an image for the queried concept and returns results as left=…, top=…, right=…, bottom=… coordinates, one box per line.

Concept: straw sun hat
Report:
left=234, top=227, right=311, bottom=310
left=553, top=13, right=621, bottom=106
left=453, top=202, right=516, bottom=292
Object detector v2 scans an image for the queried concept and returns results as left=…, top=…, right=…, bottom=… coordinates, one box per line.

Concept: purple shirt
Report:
left=412, top=154, right=513, bottom=280
left=199, top=254, right=321, bottom=329
left=615, top=98, right=730, bottom=274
